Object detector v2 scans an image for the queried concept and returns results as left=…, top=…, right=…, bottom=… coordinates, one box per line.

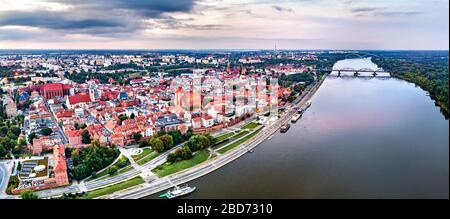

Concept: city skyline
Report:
left=0, top=0, right=449, bottom=50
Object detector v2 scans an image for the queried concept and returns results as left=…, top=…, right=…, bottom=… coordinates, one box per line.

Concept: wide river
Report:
left=148, top=58, right=449, bottom=199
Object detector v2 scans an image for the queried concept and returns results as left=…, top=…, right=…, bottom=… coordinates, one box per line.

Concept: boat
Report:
left=305, top=100, right=312, bottom=108
left=280, top=123, right=290, bottom=133
left=291, top=113, right=302, bottom=123
left=159, top=185, right=196, bottom=199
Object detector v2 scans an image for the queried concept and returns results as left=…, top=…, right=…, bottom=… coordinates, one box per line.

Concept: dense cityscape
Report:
left=0, top=0, right=448, bottom=208
left=0, top=49, right=448, bottom=199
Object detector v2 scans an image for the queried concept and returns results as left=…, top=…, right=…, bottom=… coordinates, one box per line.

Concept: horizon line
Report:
left=0, top=49, right=448, bottom=51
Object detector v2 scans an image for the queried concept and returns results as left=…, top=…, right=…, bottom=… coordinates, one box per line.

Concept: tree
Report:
left=185, top=134, right=211, bottom=152
left=118, top=114, right=128, bottom=122
left=0, top=126, right=8, bottom=136
left=28, top=132, right=37, bottom=143
left=20, top=190, right=39, bottom=199
left=139, top=140, right=149, bottom=148
left=167, top=130, right=183, bottom=145
left=71, top=143, right=120, bottom=180
left=159, top=134, right=174, bottom=150
left=11, top=126, right=21, bottom=137
left=132, top=132, right=142, bottom=142
left=204, top=133, right=217, bottom=146
left=19, top=138, right=27, bottom=146
left=0, top=145, right=8, bottom=158
left=71, top=149, right=79, bottom=158
left=40, top=128, right=52, bottom=136
left=108, top=166, right=118, bottom=175
left=81, top=130, right=91, bottom=144
left=149, top=138, right=164, bottom=153
left=167, top=146, right=192, bottom=163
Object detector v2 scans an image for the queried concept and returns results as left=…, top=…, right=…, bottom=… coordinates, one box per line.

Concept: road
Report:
left=43, top=100, right=68, bottom=144
left=111, top=75, right=327, bottom=199
left=0, top=161, right=12, bottom=199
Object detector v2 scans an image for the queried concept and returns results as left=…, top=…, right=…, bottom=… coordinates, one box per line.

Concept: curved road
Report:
left=0, top=162, right=10, bottom=198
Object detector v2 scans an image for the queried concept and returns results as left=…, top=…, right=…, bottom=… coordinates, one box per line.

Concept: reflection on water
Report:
left=145, top=59, right=449, bottom=199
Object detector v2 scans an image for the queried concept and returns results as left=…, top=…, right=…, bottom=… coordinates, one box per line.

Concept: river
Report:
left=146, top=58, right=449, bottom=199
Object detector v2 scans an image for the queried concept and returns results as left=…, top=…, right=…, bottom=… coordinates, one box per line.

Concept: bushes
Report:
left=108, top=166, right=118, bottom=175
left=184, top=133, right=217, bottom=152
left=40, top=128, right=52, bottom=136
left=149, top=138, right=164, bottom=152
left=20, top=190, right=39, bottom=199
left=167, top=147, right=193, bottom=163
left=71, top=142, right=120, bottom=180
left=107, top=156, right=129, bottom=176
left=149, top=134, right=173, bottom=152
left=6, top=175, right=19, bottom=194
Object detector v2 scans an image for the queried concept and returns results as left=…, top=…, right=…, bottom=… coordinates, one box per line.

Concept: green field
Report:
left=82, top=176, right=145, bottom=199
left=213, top=130, right=249, bottom=149
left=88, top=156, right=130, bottom=180
left=136, top=151, right=160, bottom=165
left=218, top=128, right=262, bottom=154
left=242, top=122, right=259, bottom=130
left=131, top=148, right=153, bottom=161
left=215, top=132, right=235, bottom=142
left=152, top=150, right=210, bottom=177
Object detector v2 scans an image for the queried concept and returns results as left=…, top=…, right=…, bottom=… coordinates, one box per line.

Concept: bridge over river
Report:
left=321, top=67, right=391, bottom=77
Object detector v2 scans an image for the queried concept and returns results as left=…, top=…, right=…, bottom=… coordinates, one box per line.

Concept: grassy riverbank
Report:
left=136, top=151, right=160, bottom=165
left=152, top=150, right=210, bottom=177
left=218, top=128, right=262, bottom=154
left=83, top=176, right=145, bottom=199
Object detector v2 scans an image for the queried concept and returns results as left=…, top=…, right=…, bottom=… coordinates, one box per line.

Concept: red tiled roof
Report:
left=53, top=144, right=67, bottom=172
left=56, top=110, right=73, bottom=118
left=202, top=115, right=213, bottom=120
left=42, top=83, right=63, bottom=91
left=68, top=94, right=91, bottom=105
left=66, top=130, right=83, bottom=137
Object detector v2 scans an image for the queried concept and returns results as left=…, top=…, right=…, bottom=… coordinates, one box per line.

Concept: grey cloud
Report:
left=351, top=7, right=385, bottom=13
left=374, top=11, right=422, bottom=17
left=351, top=6, right=421, bottom=17
left=0, top=11, right=123, bottom=30
left=149, top=16, right=228, bottom=31
left=272, top=5, right=294, bottom=13
left=0, top=0, right=199, bottom=34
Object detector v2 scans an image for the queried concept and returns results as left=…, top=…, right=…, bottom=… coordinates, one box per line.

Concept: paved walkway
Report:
left=119, top=148, right=141, bottom=170
left=0, top=161, right=9, bottom=197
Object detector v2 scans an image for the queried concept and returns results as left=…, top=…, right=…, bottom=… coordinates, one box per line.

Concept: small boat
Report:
left=291, top=113, right=302, bottom=123
left=305, top=100, right=312, bottom=108
left=159, top=185, right=196, bottom=199
left=280, top=123, right=290, bottom=133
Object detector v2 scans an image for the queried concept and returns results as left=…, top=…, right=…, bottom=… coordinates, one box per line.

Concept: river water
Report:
left=147, top=58, right=449, bottom=199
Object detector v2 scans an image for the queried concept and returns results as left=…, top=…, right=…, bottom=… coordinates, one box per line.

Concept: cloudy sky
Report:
left=0, top=0, right=448, bottom=50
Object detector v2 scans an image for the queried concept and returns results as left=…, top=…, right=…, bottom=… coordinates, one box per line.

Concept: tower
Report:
left=89, top=81, right=97, bottom=101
